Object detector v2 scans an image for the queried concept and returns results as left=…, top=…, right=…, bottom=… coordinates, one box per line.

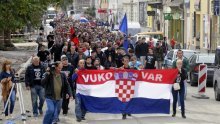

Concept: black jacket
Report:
left=175, top=68, right=187, bottom=88
left=135, top=42, right=149, bottom=58
left=41, top=72, right=72, bottom=100
left=25, top=64, right=45, bottom=87
left=66, top=52, right=79, bottom=69
left=104, top=49, right=116, bottom=61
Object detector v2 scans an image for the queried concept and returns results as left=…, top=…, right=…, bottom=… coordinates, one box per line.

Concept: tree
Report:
left=84, top=6, right=96, bottom=18
left=0, top=0, right=71, bottom=50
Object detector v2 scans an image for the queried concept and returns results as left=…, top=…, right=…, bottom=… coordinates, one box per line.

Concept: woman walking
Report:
left=0, top=60, right=16, bottom=119
left=172, top=59, right=186, bottom=118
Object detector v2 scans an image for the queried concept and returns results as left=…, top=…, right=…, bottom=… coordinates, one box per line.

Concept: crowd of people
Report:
left=0, top=17, right=189, bottom=123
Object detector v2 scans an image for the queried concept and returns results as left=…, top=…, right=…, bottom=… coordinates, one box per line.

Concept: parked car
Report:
left=163, top=49, right=198, bottom=69
left=189, top=53, right=215, bottom=86
left=133, top=31, right=164, bottom=46
left=213, top=46, right=220, bottom=101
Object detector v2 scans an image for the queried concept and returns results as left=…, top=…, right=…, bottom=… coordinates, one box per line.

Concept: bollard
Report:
left=192, top=64, right=209, bottom=99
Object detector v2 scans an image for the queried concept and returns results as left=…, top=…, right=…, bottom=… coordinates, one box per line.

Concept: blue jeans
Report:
left=178, top=80, right=187, bottom=107
left=172, top=85, right=185, bottom=114
left=31, top=85, right=45, bottom=116
left=53, top=99, right=62, bottom=122
left=75, top=94, right=86, bottom=120
left=4, top=90, right=16, bottom=116
left=43, top=99, right=62, bottom=124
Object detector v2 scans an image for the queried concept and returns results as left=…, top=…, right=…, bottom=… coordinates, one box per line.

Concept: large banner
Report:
left=77, top=69, right=178, bottom=114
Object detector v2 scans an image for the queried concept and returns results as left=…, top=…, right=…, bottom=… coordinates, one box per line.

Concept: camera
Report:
left=47, top=62, right=57, bottom=72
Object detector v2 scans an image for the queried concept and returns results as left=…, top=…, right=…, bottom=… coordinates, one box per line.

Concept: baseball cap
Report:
left=61, top=55, right=68, bottom=60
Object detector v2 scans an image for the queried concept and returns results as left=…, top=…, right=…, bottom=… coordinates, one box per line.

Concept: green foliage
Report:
left=85, top=6, right=96, bottom=17
left=0, top=0, right=72, bottom=31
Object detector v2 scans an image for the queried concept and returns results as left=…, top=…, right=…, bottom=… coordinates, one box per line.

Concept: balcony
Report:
left=147, top=0, right=163, bottom=8
left=165, top=0, right=184, bottom=10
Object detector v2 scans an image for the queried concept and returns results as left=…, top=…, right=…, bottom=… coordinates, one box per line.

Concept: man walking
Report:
left=25, top=56, right=45, bottom=117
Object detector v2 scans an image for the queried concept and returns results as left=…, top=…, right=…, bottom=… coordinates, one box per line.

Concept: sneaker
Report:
left=39, top=110, right=43, bottom=116
left=81, top=117, right=86, bottom=120
left=9, top=114, right=14, bottom=119
left=182, top=113, right=186, bottom=119
left=5, top=116, right=9, bottom=120
left=77, top=119, right=81, bottom=122
left=33, top=114, right=38, bottom=118
left=122, top=114, right=126, bottom=120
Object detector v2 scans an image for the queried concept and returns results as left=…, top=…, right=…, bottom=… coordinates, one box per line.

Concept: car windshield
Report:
left=183, top=51, right=195, bottom=59
left=197, top=55, right=215, bottom=63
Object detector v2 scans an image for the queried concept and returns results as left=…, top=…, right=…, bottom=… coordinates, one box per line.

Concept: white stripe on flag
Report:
left=77, top=81, right=172, bottom=99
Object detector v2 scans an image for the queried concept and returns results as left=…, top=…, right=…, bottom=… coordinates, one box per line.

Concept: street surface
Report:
left=0, top=44, right=219, bottom=124
left=4, top=83, right=219, bottom=124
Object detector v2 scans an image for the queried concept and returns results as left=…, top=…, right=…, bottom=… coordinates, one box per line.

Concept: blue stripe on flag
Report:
left=79, top=94, right=170, bottom=114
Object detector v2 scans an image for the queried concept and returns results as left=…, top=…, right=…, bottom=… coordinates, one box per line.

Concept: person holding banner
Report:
left=172, top=59, right=187, bottom=119
left=172, top=49, right=189, bottom=108
left=72, top=59, right=87, bottom=122
left=120, top=56, right=132, bottom=119
left=145, top=48, right=156, bottom=69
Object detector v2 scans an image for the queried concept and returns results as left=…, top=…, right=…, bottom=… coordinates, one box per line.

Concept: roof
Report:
left=196, top=53, right=215, bottom=56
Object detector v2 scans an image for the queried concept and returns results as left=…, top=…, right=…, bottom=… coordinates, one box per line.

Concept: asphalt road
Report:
left=0, top=83, right=217, bottom=124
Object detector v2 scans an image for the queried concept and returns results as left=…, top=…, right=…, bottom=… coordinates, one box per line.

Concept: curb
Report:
left=16, top=56, right=32, bottom=77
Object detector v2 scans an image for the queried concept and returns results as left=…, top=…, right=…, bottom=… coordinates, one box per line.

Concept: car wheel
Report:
left=190, top=73, right=197, bottom=86
left=214, top=84, right=220, bottom=101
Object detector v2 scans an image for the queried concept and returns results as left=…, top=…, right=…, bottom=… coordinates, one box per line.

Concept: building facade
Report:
left=184, top=0, right=213, bottom=52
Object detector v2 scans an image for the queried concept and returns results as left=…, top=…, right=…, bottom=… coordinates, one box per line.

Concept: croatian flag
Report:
left=77, top=69, right=178, bottom=114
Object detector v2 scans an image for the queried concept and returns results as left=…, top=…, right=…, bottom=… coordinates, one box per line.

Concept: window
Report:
left=215, top=49, right=220, bottom=65
left=191, top=55, right=197, bottom=63
left=167, top=51, right=174, bottom=60
left=189, top=55, right=195, bottom=63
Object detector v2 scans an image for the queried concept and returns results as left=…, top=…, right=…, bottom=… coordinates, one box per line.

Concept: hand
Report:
left=7, top=77, right=12, bottom=81
left=75, top=68, right=79, bottom=73
left=109, top=67, right=115, bottom=70
left=26, top=86, right=30, bottom=90
left=66, top=94, right=70, bottom=99
left=70, top=96, right=74, bottom=100
left=46, top=67, right=50, bottom=72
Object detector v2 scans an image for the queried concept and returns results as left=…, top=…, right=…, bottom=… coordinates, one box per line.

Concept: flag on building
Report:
left=76, top=69, right=178, bottom=114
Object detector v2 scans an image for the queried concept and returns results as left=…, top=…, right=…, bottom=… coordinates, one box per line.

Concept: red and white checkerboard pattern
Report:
left=115, top=80, right=135, bottom=102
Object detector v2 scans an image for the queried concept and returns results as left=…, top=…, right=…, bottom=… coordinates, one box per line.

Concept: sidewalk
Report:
left=13, top=42, right=47, bottom=47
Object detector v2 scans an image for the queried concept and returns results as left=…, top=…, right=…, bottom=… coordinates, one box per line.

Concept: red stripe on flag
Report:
left=77, top=69, right=178, bottom=85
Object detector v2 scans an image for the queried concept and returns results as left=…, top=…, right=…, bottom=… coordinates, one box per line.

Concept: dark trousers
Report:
left=62, top=98, right=69, bottom=114
left=172, top=86, right=185, bottom=114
